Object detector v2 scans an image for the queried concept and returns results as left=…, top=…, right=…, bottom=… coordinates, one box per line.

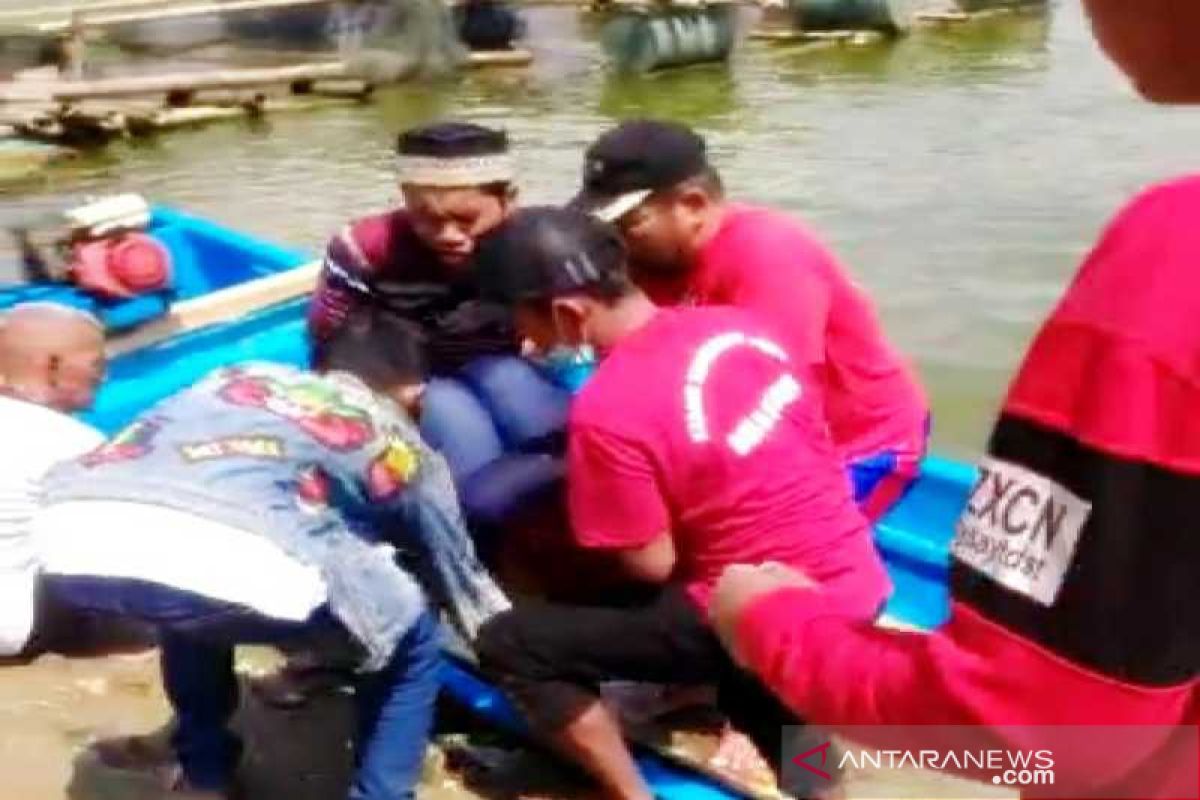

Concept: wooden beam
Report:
left=31, top=0, right=335, bottom=33
left=108, top=260, right=319, bottom=356
left=1, top=52, right=528, bottom=104
left=748, top=27, right=885, bottom=45
left=47, top=62, right=348, bottom=101
left=466, top=48, right=533, bottom=68
left=0, top=0, right=174, bottom=25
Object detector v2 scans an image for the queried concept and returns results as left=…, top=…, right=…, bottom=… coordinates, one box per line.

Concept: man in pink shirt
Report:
left=570, top=120, right=929, bottom=520
left=473, top=207, right=890, bottom=800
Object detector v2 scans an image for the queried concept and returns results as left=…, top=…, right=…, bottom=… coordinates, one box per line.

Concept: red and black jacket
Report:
left=735, top=176, right=1200, bottom=798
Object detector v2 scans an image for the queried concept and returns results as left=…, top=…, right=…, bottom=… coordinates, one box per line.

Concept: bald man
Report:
left=0, top=301, right=106, bottom=413
left=0, top=302, right=106, bottom=656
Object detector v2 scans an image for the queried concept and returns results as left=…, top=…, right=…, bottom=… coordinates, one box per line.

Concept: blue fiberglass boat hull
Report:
left=12, top=207, right=976, bottom=799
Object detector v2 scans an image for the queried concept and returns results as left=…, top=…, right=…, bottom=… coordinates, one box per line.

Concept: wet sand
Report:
left=1, top=640, right=1015, bottom=800
left=0, top=643, right=595, bottom=800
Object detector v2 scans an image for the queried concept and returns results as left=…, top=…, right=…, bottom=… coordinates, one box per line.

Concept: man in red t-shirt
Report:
left=473, top=207, right=890, bottom=800
left=570, top=120, right=929, bottom=521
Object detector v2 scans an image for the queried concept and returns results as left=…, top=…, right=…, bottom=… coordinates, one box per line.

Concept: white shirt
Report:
left=36, top=501, right=327, bottom=624
left=0, top=395, right=104, bottom=655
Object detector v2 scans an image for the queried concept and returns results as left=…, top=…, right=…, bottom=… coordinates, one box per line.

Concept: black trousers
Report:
left=475, top=588, right=797, bottom=775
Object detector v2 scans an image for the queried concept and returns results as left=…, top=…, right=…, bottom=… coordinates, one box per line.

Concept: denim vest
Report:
left=42, top=362, right=507, bottom=669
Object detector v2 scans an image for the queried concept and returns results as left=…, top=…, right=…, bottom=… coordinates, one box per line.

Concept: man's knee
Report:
left=475, top=610, right=528, bottom=679
left=461, top=356, right=569, bottom=449
left=476, top=609, right=599, bottom=732
left=420, top=378, right=504, bottom=480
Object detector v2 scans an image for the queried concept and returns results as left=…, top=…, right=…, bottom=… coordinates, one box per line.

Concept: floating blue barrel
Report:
left=603, top=5, right=735, bottom=73
left=787, top=0, right=913, bottom=34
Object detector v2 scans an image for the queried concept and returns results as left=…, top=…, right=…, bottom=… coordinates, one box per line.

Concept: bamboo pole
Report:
left=466, top=48, right=533, bottom=67
left=45, top=62, right=349, bottom=101
left=748, top=28, right=885, bottom=45
left=124, top=103, right=258, bottom=134
left=913, top=7, right=1016, bottom=25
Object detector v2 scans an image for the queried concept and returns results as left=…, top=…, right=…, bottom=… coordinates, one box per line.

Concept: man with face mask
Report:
left=473, top=207, right=891, bottom=800
left=706, top=2, right=1200, bottom=798
left=570, top=120, right=929, bottom=522
left=309, top=122, right=570, bottom=534
left=0, top=302, right=106, bottom=655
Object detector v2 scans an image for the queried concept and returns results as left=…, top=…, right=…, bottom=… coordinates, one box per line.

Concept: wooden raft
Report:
left=0, top=51, right=532, bottom=105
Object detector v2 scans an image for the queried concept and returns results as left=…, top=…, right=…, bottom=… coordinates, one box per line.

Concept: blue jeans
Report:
left=420, top=356, right=570, bottom=482
left=420, top=356, right=569, bottom=539
left=43, top=576, right=441, bottom=800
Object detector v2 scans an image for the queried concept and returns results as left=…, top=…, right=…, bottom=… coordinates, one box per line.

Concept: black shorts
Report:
left=475, top=588, right=798, bottom=772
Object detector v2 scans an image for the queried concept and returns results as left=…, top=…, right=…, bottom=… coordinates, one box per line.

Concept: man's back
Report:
left=42, top=362, right=423, bottom=539
left=690, top=205, right=928, bottom=464
left=568, top=307, right=889, bottom=615
left=0, top=395, right=103, bottom=654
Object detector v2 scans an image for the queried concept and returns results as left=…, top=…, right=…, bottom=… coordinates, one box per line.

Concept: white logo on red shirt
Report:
left=684, top=332, right=801, bottom=456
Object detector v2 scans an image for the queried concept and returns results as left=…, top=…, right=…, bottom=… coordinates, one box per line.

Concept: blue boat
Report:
left=1, top=205, right=311, bottom=333
left=5, top=206, right=975, bottom=799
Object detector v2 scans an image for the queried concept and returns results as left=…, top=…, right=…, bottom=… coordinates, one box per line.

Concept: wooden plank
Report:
left=107, top=260, right=318, bottom=356
left=1, top=53, right=527, bottom=104
left=466, top=48, right=533, bottom=68
left=914, top=8, right=1017, bottom=25
left=31, top=0, right=335, bottom=33
left=0, top=0, right=173, bottom=24
left=748, top=27, right=885, bottom=45
left=45, top=62, right=348, bottom=101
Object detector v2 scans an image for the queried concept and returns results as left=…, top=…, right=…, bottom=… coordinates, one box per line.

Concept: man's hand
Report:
left=710, top=562, right=817, bottom=665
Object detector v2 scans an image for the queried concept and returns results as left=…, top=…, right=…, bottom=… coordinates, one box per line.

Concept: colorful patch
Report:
left=218, top=373, right=374, bottom=451
left=179, top=436, right=285, bottom=463
left=367, top=438, right=420, bottom=501
left=81, top=419, right=161, bottom=467
left=295, top=465, right=332, bottom=513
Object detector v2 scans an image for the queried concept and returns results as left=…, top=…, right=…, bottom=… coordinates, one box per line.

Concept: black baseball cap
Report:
left=569, top=119, right=710, bottom=222
left=476, top=206, right=629, bottom=304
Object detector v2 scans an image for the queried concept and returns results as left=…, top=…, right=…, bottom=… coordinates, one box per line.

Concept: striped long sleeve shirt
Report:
left=308, top=209, right=517, bottom=375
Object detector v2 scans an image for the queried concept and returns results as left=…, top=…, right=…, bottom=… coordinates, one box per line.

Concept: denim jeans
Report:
left=419, top=356, right=569, bottom=548
left=42, top=575, right=441, bottom=800
left=419, top=355, right=569, bottom=484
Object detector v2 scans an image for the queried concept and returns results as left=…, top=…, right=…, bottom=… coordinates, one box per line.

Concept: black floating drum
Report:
left=603, top=4, right=736, bottom=73
left=787, top=0, right=914, bottom=34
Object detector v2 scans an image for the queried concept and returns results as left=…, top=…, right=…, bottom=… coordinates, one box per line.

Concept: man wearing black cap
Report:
left=308, top=121, right=569, bottom=529
left=473, top=207, right=890, bottom=800
left=571, top=119, right=929, bottom=523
